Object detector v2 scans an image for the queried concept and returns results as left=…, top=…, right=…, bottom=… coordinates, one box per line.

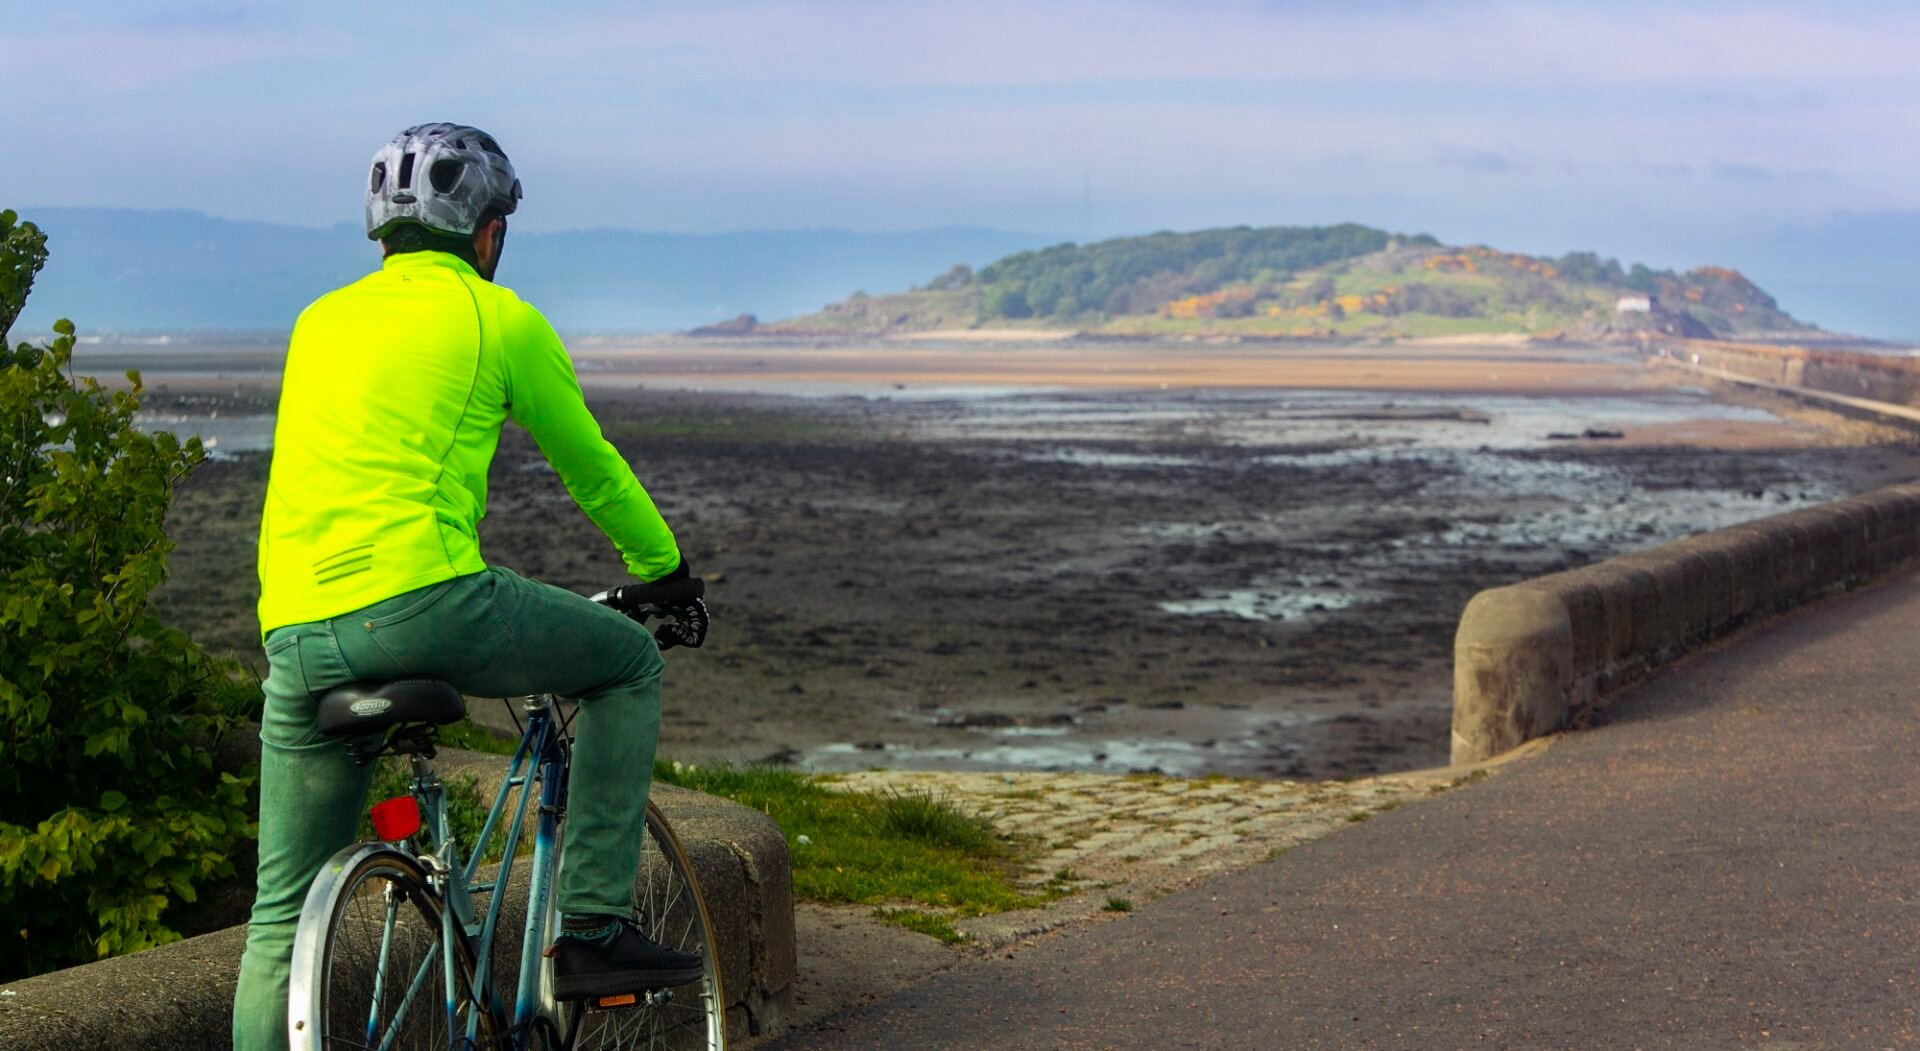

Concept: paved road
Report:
left=765, top=567, right=1920, bottom=1050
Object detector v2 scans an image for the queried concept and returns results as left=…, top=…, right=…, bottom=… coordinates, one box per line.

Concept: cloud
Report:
left=493, top=1, right=1920, bottom=89
left=2, top=0, right=1914, bottom=244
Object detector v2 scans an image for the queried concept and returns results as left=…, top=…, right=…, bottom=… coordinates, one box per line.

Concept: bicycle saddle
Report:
left=316, top=679, right=467, bottom=737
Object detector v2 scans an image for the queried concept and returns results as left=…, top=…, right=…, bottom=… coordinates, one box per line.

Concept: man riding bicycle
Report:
left=233, top=123, right=706, bottom=1051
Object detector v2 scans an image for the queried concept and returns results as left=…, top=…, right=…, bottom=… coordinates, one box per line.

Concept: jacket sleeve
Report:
left=501, top=302, right=681, bottom=580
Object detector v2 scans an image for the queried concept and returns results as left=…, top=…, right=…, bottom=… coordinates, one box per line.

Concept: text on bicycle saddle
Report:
left=315, top=679, right=467, bottom=737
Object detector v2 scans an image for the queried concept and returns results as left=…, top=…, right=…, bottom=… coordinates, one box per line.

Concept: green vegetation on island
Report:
left=755, top=223, right=1813, bottom=341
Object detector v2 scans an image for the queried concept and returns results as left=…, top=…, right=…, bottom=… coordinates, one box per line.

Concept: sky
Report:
left=4, top=1, right=1917, bottom=320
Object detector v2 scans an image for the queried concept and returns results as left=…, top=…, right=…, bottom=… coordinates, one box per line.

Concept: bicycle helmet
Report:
left=365, top=123, right=522, bottom=241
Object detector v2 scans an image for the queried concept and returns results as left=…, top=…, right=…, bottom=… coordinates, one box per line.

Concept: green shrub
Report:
left=0, top=210, right=257, bottom=979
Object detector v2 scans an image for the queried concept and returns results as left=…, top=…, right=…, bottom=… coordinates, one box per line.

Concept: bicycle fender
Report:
left=286, top=843, right=430, bottom=1051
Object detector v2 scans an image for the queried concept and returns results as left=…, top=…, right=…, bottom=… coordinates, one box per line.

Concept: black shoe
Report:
left=550, top=917, right=705, bottom=1002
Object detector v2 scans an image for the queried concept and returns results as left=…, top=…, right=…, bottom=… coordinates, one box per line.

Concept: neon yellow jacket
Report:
left=257, top=251, right=679, bottom=635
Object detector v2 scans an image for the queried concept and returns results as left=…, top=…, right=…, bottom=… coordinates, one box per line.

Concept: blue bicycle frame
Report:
left=426, top=694, right=571, bottom=1043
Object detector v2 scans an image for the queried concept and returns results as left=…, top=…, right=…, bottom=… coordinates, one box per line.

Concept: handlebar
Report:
left=591, top=577, right=705, bottom=617
left=591, top=577, right=710, bottom=650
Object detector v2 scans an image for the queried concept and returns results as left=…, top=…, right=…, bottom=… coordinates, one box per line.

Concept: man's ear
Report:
left=472, top=218, right=500, bottom=259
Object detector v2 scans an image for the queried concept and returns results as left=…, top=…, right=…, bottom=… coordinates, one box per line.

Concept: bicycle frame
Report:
left=290, top=694, right=572, bottom=1050
left=439, top=693, right=570, bottom=1042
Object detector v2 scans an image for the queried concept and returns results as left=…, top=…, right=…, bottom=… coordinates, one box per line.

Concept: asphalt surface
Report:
left=764, top=566, right=1920, bottom=1050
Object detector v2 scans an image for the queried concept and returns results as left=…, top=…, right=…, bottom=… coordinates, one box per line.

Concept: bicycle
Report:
left=285, top=581, right=724, bottom=1051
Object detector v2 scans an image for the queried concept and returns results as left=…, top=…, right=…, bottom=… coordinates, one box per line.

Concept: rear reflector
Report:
left=370, top=796, right=422, bottom=841
left=595, top=993, right=639, bottom=1009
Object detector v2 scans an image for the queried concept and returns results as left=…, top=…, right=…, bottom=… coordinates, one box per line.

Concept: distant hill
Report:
left=7, top=208, right=1056, bottom=335
left=762, top=224, right=1823, bottom=342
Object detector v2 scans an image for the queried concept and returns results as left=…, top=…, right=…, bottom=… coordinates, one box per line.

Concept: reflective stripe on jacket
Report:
left=256, top=250, right=678, bottom=635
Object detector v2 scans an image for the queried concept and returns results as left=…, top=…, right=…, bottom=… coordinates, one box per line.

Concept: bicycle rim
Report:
left=546, top=802, right=728, bottom=1050
left=310, top=852, right=491, bottom=1050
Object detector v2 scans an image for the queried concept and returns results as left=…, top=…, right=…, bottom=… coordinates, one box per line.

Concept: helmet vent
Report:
left=369, top=162, right=386, bottom=193
left=397, top=151, right=416, bottom=190
left=430, top=159, right=463, bottom=193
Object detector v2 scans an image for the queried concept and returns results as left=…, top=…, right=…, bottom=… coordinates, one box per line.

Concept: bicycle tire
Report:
left=289, top=844, right=493, bottom=1050
left=542, top=802, right=728, bottom=1051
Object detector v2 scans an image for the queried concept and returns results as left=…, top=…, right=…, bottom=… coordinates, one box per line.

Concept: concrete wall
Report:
left=0, top=775, right=795, bottom=1049
left=1453, top=480, right=1920, bottom=764
left=1664, top=338, right=1920, bottom=409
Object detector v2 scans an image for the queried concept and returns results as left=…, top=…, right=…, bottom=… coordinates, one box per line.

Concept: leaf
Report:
left=0, top=216, right=256, bottom=979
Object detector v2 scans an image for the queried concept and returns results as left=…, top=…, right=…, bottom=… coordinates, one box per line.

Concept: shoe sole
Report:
left=554, top=965, right=707, bottom=1001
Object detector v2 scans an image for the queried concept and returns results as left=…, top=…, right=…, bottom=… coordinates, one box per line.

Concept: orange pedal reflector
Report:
left=595, top=993, right=639, bottom=1009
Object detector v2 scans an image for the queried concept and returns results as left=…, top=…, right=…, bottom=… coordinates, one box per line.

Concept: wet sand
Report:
left=138, top=340, right=1920, bottom=779
left=88, top=337, right=1645, bottom=396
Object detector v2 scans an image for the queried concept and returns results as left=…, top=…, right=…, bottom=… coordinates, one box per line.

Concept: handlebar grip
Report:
left=607, top=577, right=705, bottom=611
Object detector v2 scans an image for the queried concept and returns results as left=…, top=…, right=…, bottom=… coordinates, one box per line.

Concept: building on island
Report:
left=1616, top=295, right=1653, bottom=314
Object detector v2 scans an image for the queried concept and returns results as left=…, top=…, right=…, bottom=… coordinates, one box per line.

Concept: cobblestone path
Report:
left=826, top=765, right=1486, bottom=941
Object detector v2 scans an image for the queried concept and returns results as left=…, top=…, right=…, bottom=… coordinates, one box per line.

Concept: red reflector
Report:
left=370, top=796, right=421, bottom=841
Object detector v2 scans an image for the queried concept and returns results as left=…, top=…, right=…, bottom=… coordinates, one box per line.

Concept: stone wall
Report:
left=1452, top=480, right=1920, bottom=763
left=1664, top=338, right=1920, bottom=408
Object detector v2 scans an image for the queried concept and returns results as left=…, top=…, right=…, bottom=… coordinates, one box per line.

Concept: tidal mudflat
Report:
left=130, top=341, right=1920, bottom=778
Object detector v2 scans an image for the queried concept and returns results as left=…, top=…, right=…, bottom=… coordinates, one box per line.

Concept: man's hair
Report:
left=380, top=208, right=506, bottom=266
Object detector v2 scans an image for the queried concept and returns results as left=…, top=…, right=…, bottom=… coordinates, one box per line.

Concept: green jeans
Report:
left=231, top=566, right=665, bottom=1051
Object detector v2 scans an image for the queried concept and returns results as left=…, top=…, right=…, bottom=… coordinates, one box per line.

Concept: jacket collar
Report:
left=381, top=250, right=480, bottom=279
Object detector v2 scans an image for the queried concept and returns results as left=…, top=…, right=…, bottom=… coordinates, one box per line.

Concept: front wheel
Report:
left=543, top=802, right=728, bottom=1050
left=289, top=844, right=493, bottom=1050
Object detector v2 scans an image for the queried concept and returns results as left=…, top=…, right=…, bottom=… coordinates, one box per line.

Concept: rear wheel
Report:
left=544, top=802, right=728, bottom=1050
left=292, top=848, right=493, bottom=1050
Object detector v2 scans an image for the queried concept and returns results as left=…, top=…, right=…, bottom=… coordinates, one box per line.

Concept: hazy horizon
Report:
left=10, top=204, right=1918, bottom=343
left=8, top=1, right=1918, bottom=338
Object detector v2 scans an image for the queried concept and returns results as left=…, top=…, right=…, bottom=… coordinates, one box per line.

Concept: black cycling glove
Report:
left=642, top=557, right=707, bottom=650
left=653, top=596, right=709, bottom=650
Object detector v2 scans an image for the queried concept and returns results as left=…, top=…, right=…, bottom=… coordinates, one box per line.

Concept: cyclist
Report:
left=232, top=123, right=706, bottom=1050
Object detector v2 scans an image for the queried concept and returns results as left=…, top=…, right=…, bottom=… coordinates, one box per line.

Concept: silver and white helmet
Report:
left=364, top=123, right=522, bottom=240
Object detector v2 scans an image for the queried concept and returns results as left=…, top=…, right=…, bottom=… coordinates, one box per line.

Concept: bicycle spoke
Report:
left=305, top=854, right=488, bottom=1051
left=374, top=941, right=442, bottom=1051
left=363, top=893, right=401, bottom=1044
left=547, top=810, right=726, bottom=1050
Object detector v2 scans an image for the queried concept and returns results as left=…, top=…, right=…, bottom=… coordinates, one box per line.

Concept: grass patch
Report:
left=873, top=908, right=965, bottom=944
left=1103, top=897, right=1133, bottom=913
left=655, top=762, right=1050, bottom=924
left=874, top=788, right=997, bottom=855
left=439, top=715, right=518, bottom=756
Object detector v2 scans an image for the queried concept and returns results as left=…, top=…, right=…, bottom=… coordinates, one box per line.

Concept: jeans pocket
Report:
left=363, top=578, right=460, bottom=630
left=293, top=628, right=354, bottom=702
left=353, top=575, right=500, bottom=679
left=263, top=628, right=302, bottom=658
